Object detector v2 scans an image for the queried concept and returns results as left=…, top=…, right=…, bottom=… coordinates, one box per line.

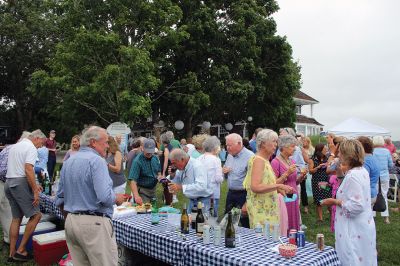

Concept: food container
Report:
left=278, top=244, right=297, bottom=258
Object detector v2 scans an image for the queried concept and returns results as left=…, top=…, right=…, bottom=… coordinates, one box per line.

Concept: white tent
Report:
left=327, top=117, right=391, bottom=137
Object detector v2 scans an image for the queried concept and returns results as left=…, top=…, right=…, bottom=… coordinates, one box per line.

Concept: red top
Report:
left=45, top=138, right=56, bottom=156
left=384, top=143, right=396, bottom=154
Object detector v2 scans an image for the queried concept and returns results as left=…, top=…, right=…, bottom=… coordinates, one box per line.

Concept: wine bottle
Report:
left=225, top=211, right=236, bottom=248
left=195, top=202, right=205, bottom=236
left=151, top=199, right=159, bottom=225
left=190, top=206, right=197, bottom=229
left=44, top=174, right=50, bottom=195
left=181, top=203, right=189, bottom=234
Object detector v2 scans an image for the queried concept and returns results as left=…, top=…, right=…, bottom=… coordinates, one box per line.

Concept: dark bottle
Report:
left=181, top=203, right=189, bottom=234
left=151, top=199, right=160, bottom=225
left=190, top=206, right=197, bottom=229
left=196, top=202, right=205, bottom=236
left=225, top=211, right=236, bottom=248
left=44, top=174, right=50, bottom=195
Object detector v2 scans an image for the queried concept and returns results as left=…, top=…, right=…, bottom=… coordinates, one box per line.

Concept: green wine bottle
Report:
left=181, top=203, right=189, bottom=234
left=225, top=211, right=236, bottom=248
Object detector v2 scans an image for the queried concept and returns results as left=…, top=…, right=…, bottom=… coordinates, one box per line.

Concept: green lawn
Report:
left=1, top=179, right=399, bottom=265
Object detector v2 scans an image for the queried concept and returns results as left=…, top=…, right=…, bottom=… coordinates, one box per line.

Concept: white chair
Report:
left=388, top=174, right=398, bottom=203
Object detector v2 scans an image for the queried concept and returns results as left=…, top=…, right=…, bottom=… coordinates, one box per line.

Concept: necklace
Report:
left=279, top=154, right=292, bottom=166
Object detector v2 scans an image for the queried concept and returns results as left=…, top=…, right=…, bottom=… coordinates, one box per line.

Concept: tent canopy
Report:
left=327, top=117, right=391, bottom=137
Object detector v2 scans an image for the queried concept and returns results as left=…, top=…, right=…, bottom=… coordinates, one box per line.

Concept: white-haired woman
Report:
left=271, top=135, right=306, bottom=232
left=198, top=136, right=223, bottom=217
left=322, top=140, right=377, bottom=266
left=372, top=136, right=393, bottom=224
left=243, top=129, right=293, bottom=232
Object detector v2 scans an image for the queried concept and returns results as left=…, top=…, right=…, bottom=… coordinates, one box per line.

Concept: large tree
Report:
left=0, top=0, right=60, bottom=132
left=154, top=0, right=301, bottom=136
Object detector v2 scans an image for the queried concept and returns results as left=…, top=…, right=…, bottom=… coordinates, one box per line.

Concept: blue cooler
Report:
left=17, top=221, right=56, bottom=252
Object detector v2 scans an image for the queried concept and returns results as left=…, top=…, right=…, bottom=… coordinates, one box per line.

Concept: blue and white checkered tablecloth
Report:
left=40, top=195, right=341, bottom=266
left=39, top=193, right=64, bottom=220
left=185, top=227, right=341, bottom=266
left=113, top=215, right=201, bottom=266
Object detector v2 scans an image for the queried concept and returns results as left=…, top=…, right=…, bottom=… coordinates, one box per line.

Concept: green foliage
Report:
left=0, top=0, right=60, bottom=132
left=30, top=28, right=159, bottom=131
left=2, top=0, right=302, bottom=140
left=309, top=135, right=327, bottom=147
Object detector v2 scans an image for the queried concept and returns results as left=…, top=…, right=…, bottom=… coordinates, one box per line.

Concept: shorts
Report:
left=4, top=177, right=40, bottom=219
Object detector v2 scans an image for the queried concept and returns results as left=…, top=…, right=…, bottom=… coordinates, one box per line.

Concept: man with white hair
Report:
left=0, top=131, right=31, bottom=253
left=5, top=130, right=46, bottom=262
left=56, top=126, right=125, bottom=265
left=223, top=133, right=254, bottom=227
left=168, top=149, right=213, bottom=213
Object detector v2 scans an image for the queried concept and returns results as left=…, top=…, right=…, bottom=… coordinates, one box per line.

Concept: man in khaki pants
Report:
left=56, top=126, right=125, bottom=266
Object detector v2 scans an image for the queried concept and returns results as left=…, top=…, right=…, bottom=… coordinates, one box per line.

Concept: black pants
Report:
left=300, top=179, right=308, bottom=207
left=225, top=190, right=249, bottom=228
left=47, top=154, right=56, bottom=179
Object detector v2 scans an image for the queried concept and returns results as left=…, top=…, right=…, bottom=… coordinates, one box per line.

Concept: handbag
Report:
left=373, top=176, right=386, bottom=212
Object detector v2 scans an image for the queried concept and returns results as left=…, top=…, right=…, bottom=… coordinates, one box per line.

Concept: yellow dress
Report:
left=243, top=155, right=280, bottom=228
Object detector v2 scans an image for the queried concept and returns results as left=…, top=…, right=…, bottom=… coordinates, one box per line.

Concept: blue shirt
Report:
left=173, top=158, right=213, bottom=199
left=249, top=139, right=257, bottom=153
left=224, top=147, right=254, bottom=190
left=364, top=154, right=380, bottom=198
left=0, top=145, right=12, bottom=182
left=56, top=147, right=115, bottom=218
left=373, top=147, right=393, bottom=181
left=35, top=147, right=49, bottom=170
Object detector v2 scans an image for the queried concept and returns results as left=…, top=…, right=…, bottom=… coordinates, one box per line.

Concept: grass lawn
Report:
left=1, top=179, right=399, bottom=265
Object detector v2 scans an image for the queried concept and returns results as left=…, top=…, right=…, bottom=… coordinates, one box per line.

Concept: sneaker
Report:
left=300, top=224, right=308, bottom=230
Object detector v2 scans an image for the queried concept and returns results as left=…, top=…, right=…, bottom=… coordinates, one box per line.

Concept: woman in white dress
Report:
left=322, top=139, right=377, bottom=266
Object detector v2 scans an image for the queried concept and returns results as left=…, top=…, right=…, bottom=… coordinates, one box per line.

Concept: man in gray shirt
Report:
left=223, top=133, right=253, bottom=227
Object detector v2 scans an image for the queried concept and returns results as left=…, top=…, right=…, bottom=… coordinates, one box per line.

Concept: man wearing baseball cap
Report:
left=128, top=138, right=162, bottom=205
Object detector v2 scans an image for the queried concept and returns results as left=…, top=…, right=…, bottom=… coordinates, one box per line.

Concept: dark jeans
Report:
left=225, top=189, right=249, bottom=228
left=47, top=154, right=56, bottom=180
left=300, top=179, right=308, bottom=207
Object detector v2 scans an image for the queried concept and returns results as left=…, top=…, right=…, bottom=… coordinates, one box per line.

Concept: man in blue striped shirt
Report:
left=56, top=126, right=125, bottom=266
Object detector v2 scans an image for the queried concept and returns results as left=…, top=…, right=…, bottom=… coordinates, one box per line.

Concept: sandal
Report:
left=13, top=252, right=33, bottom=262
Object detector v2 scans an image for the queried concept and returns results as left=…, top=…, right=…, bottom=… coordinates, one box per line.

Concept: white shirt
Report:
left=335, top=167, right=377, bottom=266
left=198, top=153, right=224, bottom=199
left=6, top=138, right=38, bottom=178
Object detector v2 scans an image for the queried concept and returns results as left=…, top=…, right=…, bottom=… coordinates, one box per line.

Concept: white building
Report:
left=294, top=91, right=323, bottom=136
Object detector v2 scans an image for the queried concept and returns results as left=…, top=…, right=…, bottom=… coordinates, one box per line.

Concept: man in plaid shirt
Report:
left=129, top=138, right=162, bottom=205
left=0, top=144, right=13, bottom=246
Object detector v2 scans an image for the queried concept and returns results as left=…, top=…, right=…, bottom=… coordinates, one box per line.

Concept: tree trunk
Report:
left=185, top=117, right=193, bottom=139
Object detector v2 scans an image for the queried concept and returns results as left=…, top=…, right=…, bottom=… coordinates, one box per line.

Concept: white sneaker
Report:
left=300, top=224, right=308, bottom=230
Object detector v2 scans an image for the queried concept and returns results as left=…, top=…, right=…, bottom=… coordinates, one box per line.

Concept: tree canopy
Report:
left=1, top=0, right=301, bottom=141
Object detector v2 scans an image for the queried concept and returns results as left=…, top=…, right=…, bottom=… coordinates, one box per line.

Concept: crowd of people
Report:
left=0, top=125, right=399, bottom=265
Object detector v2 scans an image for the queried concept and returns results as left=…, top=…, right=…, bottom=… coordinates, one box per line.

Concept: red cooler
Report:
left=33, top=230, right=69, bottom=266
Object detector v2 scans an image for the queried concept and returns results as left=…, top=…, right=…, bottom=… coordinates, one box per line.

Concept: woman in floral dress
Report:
left=243, top=129, right=292, bottom=231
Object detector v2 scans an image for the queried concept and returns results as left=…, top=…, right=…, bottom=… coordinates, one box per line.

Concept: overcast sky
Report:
left=273, top=0, right=400, bottom=140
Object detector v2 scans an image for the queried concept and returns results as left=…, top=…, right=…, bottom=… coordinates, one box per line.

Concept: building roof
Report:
left=294, top=91, right=319, bottom=104
left=296, top=114, right=324, bottom=126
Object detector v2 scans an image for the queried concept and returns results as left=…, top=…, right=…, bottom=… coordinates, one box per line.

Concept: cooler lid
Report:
left=19, top=221, right=56, bottom=234
left=32, top=230, right=66, bottom=244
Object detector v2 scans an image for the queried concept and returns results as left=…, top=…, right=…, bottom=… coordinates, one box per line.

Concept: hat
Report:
left=50, top=130, right=56, bottom=133
left=143, top=138, right=156, bottom=154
